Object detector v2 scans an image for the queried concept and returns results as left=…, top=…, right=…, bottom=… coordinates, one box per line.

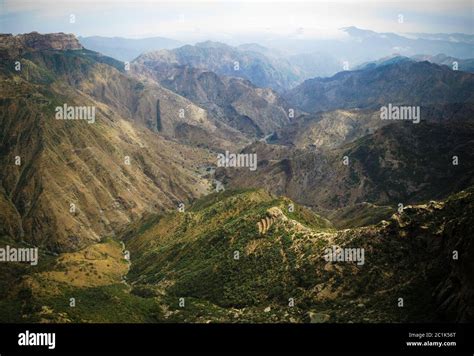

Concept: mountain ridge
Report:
left=285, top=59, right=474, bottom=113
left=0, top=34, right=217, bottom=252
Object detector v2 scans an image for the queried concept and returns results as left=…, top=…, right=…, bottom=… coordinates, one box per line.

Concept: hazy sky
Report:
left=1, top=0, right=473, bottom=41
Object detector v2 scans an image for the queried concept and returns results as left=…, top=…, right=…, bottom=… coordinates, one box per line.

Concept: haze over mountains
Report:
left=357, top=54, right=474, bottom=73
left=78, top=36, right=183, bottom=62
left=0, top=29, right=473, bottom=323
left=132, top=52, right=296, bottom=138
left=133, top=41, right=302, bottom=92
left=80, top=26, right=474, bottom=89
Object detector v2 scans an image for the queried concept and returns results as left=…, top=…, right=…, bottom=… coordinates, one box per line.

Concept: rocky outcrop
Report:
left=0, top=32, right=82, bottom=57
left=384, top=189, right=474, bottom=322
left=257, top=207, right=290, bottom=234
left=257, top=215, right=274, bottom=235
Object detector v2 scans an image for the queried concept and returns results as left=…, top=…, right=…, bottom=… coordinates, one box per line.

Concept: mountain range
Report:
left=134, top=41, right=302, bottom=92
left=285, top=58, right=474, bottom=113
left=0, top=32, right=473, bottom=324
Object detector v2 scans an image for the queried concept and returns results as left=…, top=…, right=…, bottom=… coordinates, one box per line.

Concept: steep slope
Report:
left=218, top=119, right=474, bottom=210
left=6, top=187, right=470, bottom=323
left=4, top=33, right=249, bottom=150
left=0, top=32, right=83, bottom=56
left=0, top=33, right=214, bottom=251
left=269, top=103, right=474, bottom=150
left=131, top=62, right=295, bottom=137
left=285, top=60, right=474, bottom=113
left=268, top=109, right=384, bottom=149
left=19, top=47, right=246, bottom=150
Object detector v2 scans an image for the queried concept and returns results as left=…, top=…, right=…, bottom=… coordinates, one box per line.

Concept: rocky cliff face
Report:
left=131, top=62, right=295, bottom=138
left=0, top=32, right=82, bottom=57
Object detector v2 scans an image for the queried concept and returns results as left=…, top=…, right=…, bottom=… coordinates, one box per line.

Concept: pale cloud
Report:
left=2, top=0, right=472, bottom=39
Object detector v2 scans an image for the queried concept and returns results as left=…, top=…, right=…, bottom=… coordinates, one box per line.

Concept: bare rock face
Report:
left=0, top=32, right=82, bottom=57
left=131, top=61, right=295, bottom=138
